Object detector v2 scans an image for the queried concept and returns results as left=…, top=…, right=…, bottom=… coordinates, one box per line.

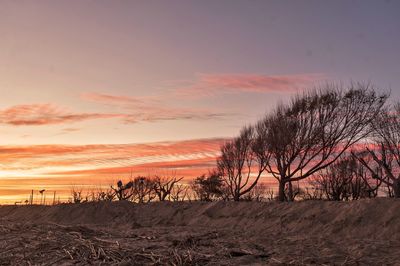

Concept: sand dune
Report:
left=1, top=199, right=399, bottom=265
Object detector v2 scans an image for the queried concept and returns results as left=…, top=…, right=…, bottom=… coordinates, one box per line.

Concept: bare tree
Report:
left=192, top=170, right=226, bottom=201
left=70, top=186, right=84, bottom=203
left=153, top=175, right=184, bottom=201
left=217, top=126, right=269, bottom=201
left=255, top=83, right=387, bottom=201
left=242, top=183, right=270, bottom=202
left=312, top=155, right=381, bottom=201
left=170, top=183, right=190, bottom=201
left=131, top=176, right=156, bottom=203
left=353, top=104, right=400, bottom=198
left=284, top=181, right=303, bottom=201
left=111, top=180, right=134, bottom=201
left=299, top=187, right=324, bottom=201
left=385, top=183, right=395, bottom=197
left=350, top=159, right=381, bottom=199
left=93, top=186, right=115, bottom=201
left=314, top=157, right=355, bottom=201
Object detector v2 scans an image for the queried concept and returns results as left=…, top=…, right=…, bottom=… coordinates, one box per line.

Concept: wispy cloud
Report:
left=0, top=138, right=227, bottom=177
left=62, top=128, right=81, bottom=133
left=0, top=102, right=230, bottom=127
left=0, top=73, right=322, bottom=128
left=174, top=73, right=325, bottom=98
left=81, top=92, right=145, bottom=105
left=0, top=104, right=123, bottom=126
left=75, top=73, right=323, bottom=124
left=121, top=106, right=231, bottom=124
left=80, top=92, right=233, bottom=124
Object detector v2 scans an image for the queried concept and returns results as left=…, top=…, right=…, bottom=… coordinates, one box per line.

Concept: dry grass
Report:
left=1, top=199, right=400, bottom=265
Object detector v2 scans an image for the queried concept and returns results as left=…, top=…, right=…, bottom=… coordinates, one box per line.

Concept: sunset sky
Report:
left=0, top=0, right=399, bottom=203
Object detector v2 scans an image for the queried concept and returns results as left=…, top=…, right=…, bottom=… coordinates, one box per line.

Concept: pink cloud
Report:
left=174, top=73, right=326, bottom=98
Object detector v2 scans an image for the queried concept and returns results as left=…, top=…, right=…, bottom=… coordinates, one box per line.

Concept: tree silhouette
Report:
left=254, top=83, right=387, bottom=201
left=353, top=104, right=400, bottom=198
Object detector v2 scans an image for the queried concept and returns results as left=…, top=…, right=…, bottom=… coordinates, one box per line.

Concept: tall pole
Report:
left=53, top=191, right=56, bottom=205
left=30, top=190, right=33, bottom=205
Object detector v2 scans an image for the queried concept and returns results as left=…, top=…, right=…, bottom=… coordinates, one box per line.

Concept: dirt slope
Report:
left=1, top=198, right=399, bottom=238
left=0, top=199, right=399, bottom=265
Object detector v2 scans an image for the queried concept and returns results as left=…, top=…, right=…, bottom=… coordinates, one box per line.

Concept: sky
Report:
left=0, top=0, right=399, bottom=203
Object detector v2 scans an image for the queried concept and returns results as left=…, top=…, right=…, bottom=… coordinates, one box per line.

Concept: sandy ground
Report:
left=0, top=199, right=400, bottom=265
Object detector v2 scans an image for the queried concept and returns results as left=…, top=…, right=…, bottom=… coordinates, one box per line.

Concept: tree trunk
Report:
left=287, top=181, right=294, bottom=201
left=233, top=193, right=240, bottom=201
left=278, top=180, right=286, bottom=202
left=393, top=179, right=400, bottom=198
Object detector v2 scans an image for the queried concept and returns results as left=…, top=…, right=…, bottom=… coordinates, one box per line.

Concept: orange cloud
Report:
left=0, top=138, right=227, bottom=171
left=47, top=156, right=219, bottom=181
left=174, top=73, right=325, bottom=98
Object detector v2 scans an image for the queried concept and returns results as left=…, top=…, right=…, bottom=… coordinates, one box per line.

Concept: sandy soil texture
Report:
left=0, top=199, right=399, bottom=265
